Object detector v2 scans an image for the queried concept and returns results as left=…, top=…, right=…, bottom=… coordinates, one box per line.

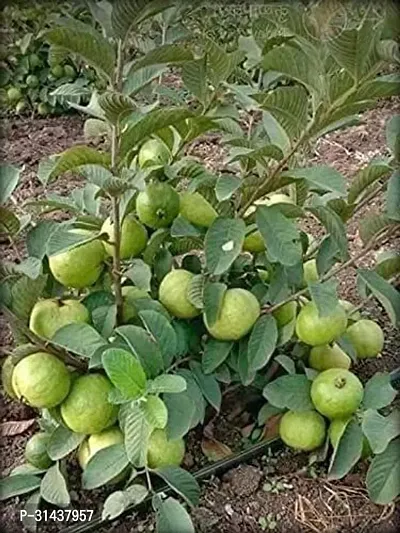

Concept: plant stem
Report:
left=111, top=39, right=125, bottom=325
left=262, top=225, right=398, bottom=314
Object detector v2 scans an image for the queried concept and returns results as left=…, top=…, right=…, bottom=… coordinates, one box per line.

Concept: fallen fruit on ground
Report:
left=308, top=344, right=351, bottom=371
left=78, top=426, right=124, bottom=469
left=60, top=374, right=118, bottom=434
left=136, top=182, right=180, bottom=229
left=12, top=352, right=71, bottom=408
left=273, top=301, right=297, bottom=328
left=29, top=299, right=89, bottom=339
left=147, top=428, right=185, bottom=468
left=346, top=319, right=384, bottom=358
left=311, top=368, right=363, bottom=420
left=279, top=410, right=326, bottom=451
left=138, top=138, right=170, bottom=168
left=25, top=432, right=53, bottom=469
left=329, top=418, right=372, bottom=457
left=122, top=286, right=150, bottom=322
left=179, top=191, right=218, bottom=228
left=159, top=269, right=201, bottom=319
left=101, top=214, right=148, bottom=259
left=303, top=258, right=319, bottom=285
left=295, top=301, right=347, bottom=346
left=243, top=229, right=266, bottom=252
left=204, top=288, right=260, bottom=341
left=49, top=231, right=105, bottom=289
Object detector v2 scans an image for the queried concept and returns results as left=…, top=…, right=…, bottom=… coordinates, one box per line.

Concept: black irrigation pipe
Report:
left=60, top=367, right=400, bottom=533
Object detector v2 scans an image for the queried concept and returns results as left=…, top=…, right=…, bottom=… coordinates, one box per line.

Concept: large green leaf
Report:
left=10, top=274, right=47, bottom=322
left=282, top=166, right=346, bottom=196
left=328, top=419, right=363, bottom=480
left=143, top=395, right=168, bottom=429
left=40, top=463, right=70, bottom=507
left=51, top=323, right=107, bottom=358
left=263, top=375, right=313, bottom=411
left=139, top=310, right=177, bottom=367
left=0, top=475, right=41, bottom=501
left=358, top=213, right=396, bottom=245
left=386, top=115, right=400, bottom=159
left=147, top=374, right=187, bottom=394
left=307, top=205, right=349, bottom=261
left=44, top=20, right=115, bottom=79
left=47, top=426, right=85, bottom=461
left=205, top=218, right=245, bottom=275
left=0, top=206, right=20, bottom=236
left=376, top=251, right=400, bottom=280
left=123, top=65, right=166, bottom=96
left=386, top=170, right=400, bottom=221
left=309, top=280, right=340, bottom=317
left=202, top=339, right=233, bottom=374
left=116, top=325, right=164, bottom=378
left=348, top=160, right=392, bottom=205
left=256, top=205, right=302, bottom=266
left=102, top=485, right=148, bottom=521
left=362, top=410, right=400, bottom=455
left=121, top=402, right=150, bottom=467
left=131, top=44, right=193, bottom=72
left=83, top=444, right=130, bottom=489
left=353, top=74, right=400, bottom=101
left=357, top=269, right=400, bottom=327
left=255, top=86, right=309, bottom=138
left=203, top=282, right=227, bottom=328
left=98, top=92, right=136, bottom=124
left=0, top=163, right=20, bottom=204
left=181, top=56, right=208, bottom=104
left=120, top=108, right=192, bottom=159
left=102, top=348, right=147, bottom=399
left=164, top=390, right=196, bottom=439
left=247, top=315, right=278, bottom=372
left=111, top=0, right=173, bottom=39
left=262, top=111, right=291, bottom=156
left=154, top=496, right=195, bottom=533
left=362, top=372, right=398, bottom=410
left=154, top=467, right=200, bottom=507
left=190, top=361, right=221, bottom=412
left=366, top=437, right=400, bottom=504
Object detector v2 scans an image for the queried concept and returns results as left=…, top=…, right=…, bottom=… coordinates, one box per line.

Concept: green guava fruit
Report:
left=204, top=288, right=260, bottom=341
left=308, top=344, right=351, bottom=371
left=25, top=432, right=53, bottom=469
left=29, top=53, right=41, bottom=69
left=138, top=138, right=170, bottom=168
left=147, top=429, right=185, bottom=469
left=121, top=285, right=150, bottom=322
left=51, top=65, right=64, bottom=79
left=136, top=182, right=180, bottom=229
left=101, top=214, right=148, bottom=260
left=7, top=87, right=22, bottom=102
left=159, top=269, right=201, bottom=319
left=311, top=368, right=363, bottom=420
left=63, top=65, right=76, bottom=79
left=29, top=299, right=89, bottom=340
left=37, top=103, right=49, bottom=115
left=60, top=374, right=118, bottom=434
left=303, top=259, right=319, bottom=285
left=15, top=100, right=26, bottom=113
left=26, top=74, right=39, bottom=88
left=179, top=192, right=218, bottom=228
left=1, top=356, right=18, bottom=399
left=346, top=319, right=384, bottom=359
left=243, top=229, right=266, bottom=252
left=49, top=231, right=105, bottom=289
left=257, top=269, right=270, bottom=282
left=273, top=301, right=297, bottom=328
left=78, top=427, right=127, bottom=483
left=339, top=299, right=361, bottom=323
left=12, top=352, right=71, bottom=408
left=295, top=302, right=347, bottom=346
left=328, top=418, right=371, bottom=457
left=279, top=410, right=326, bottom=451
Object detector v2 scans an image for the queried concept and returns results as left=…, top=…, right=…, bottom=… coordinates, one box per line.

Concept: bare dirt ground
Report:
left=1, top=99, right=399, bottom=533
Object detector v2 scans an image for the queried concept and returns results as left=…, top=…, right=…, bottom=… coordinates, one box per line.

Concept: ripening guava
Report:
left=51, top=65, right=64, bottom=78
left=147, top=429, right=185, bottom=469
left=257, top=268, right=270, bottom=282
left=303, top=259, right=319, bottom=285
left=204, top=288, right=260, bottom=341
left=25, top=432, right=53, bottom=469
left=26, top=74, right=39, bottom=88
left=295, top=302, right=347, bottom=346
left=101, top=214, right=148, bottom=259
left=346, top=319, right=384, bottom=359
left=179, top=192, right=218, bottom=228
left=138, top=138, right=170, bottom=168
left=159, top=269, right=201, bottom=319
left=63, top=65, right=76, bottom=79
left=329, top=418, right=372, bottom=458
left=29, top=299, right=89, bottom=340
left=15, top=100, right=26, bottom=113
left=12, top=352, right=71, bottom=408
left=121, top=286, right=150, bottom=322
left=49, top=230, right=105, bottom=289
left=279, top=410, right=326, bottom=451
left=308, top=344, right=351, bottom=371
left=29, top=53, right=41, bottom=69
left=243, top=229, right=266, bottom=253
left=60, top=374, right=118, bottom=434
left=311, top=368, right=363, bottom=420
left=37, top=103, right=49, bottom=116
left=78, top=426, right=124, bottom=474
left=7, top=87, right=22, bottom=102
left=273, top=301, right=297, bottom=328
left=339, top=299, right=361, bottom=323
left=136, top=182, right=180, bottom=229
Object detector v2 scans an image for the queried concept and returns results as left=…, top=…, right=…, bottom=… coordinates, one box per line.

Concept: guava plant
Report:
left=1, top=1, right=400, bottom=531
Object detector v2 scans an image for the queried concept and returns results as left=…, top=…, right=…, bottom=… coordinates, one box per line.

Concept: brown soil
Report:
left=1, top=100, right=400, bottom=533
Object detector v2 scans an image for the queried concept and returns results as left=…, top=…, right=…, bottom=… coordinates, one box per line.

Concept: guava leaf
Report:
left=116, top=325, right=164, bottom=378
left=147, top=374, right=187, bottom=394
left=366, top=437, right=400, bottom=504
left=203, top=282, right=227, bottom=327
left=51, top=323, right=107, bottom=358
left=247, top=315, right=278, bottom=372
left=40, top=463, right=70, bottom=507
left=263, top=375, right=313, bottom=411
left=362, top=372, right=398, bottom=410
left=205, top=218, right=246, bottom=275
left=202, top=339, right=233, bottom=374
left=102, top=485, right=148, bottom=521
left=357, top=269, right=400, bottom=328
left=189, top=361, right=221, bottom=412
left=0, top=475, right=41, bottom=501
left=154, top=495, right=195, bottom=533
left=153, top=467, right=200, bottom=507
left=0, top=163, right=21, bottom=204
left=120, top=402, right=150, bottom=468
left=362, top=409, right=400, bottom=454
left=328, top=419, right=363, bottom=480
left=163, top=391, right=196, bottom=440
left=102, top=348, right=147, bottom=400
left=386, top=170, right=400, bottom=221
left=139, top=310, right=177, bottom=368
left=308, top=280, right=340, bottom=317
left=47, top=426, right=85, bottom=461
left=142, top=395, right=168, bottom=429
left=83, top=444, right=130, bottom=490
